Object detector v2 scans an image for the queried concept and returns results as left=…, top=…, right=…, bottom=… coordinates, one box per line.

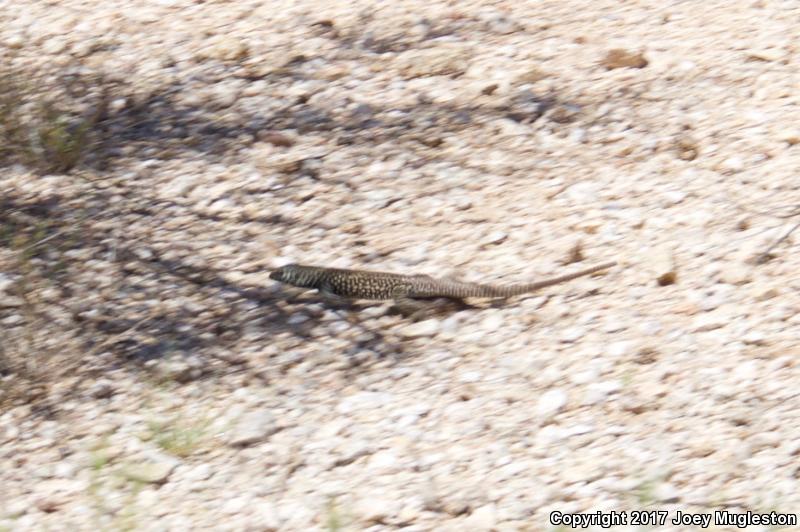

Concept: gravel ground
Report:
left=2, top=0, right=799, bottom=531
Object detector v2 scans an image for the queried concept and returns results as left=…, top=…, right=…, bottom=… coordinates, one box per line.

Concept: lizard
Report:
left=269, top=261, right=616, bottom=318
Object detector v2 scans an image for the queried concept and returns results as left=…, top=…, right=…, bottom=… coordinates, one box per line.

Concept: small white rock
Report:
left=120, top=460, right=176, bottom=484
left=355, top=497, right=395, bottom=523
left=4, top=35, right=24, bottom=49
left=742, top=331, right=767, bottom=345
left=369, top=450, right=399, bottom=471
left=778, top=130, right=800, bottom=145
left=459, top=371, right=482, bottom=383
left=463, top=504, right=498, bottom=531
left=228, top=411, right=279, bottom=447
left=43, top=38, right=67, bottom=54
left=53, top=462, right=76, bottom=478
left=653, top=482, right=680, bottom=503
left=89, top=379, right=114, bottom=399
left=223, top=496, right=251, bottom=514
left=337, top=392, right=394, bottom=414
left=692, top=313, right=726, bottom=332
left=5, top=499, right=28, bottom=518
left=649, top=246, right=677, bottom=286
left=481, top=312, right=504, bottom=331
left=0, top=297, right=23, bottom=308
left=720, top=155, right=745, bottom=173
left=537, top=389, right=568, bottom=418
left=663, top=190, right=687, bottom=205
left=584, top=381, right=622, bottom=404
left=185, top=463, right=213, bottom=482
left=252, top=502, right=282, bottom=531
left=560, top=326, right=586, bottom=343
left=0, top=273, right=17, bottom=293
left=400, top=319, right=441, bottom=338
left=483, top=230, right=508, bottom=245
left=607, top=341, right=633, bottom=358
left=569, top=368, right=599, bottom=385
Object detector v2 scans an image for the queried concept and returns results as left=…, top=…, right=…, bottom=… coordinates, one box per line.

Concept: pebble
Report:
left=163, top=175, right=201, bottom=197
left=42, top=38, right=67, bottom=54
left=4, top=34, right=23, bottom=48
left=400, top=319, right=442, bottom=338
left=120, top=460, right=176, bottom=484
left=459, top=371, right=482, bottom=383
left=778, top=130, right=800, bottom=145
left=368, top=450, right=399, bottom=471
left=652, top=482, right=681, bottom=503
left=483, top=230, right=508, bottom=246
left=252, top=502, right=282, bottom=531
left=463, top=504, right=498, bottom=531
left=649, top=246, right=677, bottom=286
left=584, top=381, right=622, bottom=404
left=53, top=462, right=76, bottom=478
left=0, top=297, right=24, bottom=307
left=692, top=312, right=727, bottom=332
left=480, top=312, right=504, bottom=331
left=606, top=341, right=632, bottom=358
left=5, top=499, right=28, bottom=518
left=157, top=359, right=201, bottom=383
left=89, top=379, right=114, bottom=399
left=718, top=265, right=752, bottom=285
left=0, top=274, right=15, bottom=294
left=396, top=44, right=472, bottom=78
left=206, top=37, right=249, bottom=61
left=601, top=48, right=648, bottom=69
left=751, top=285, right=780, bottom=301
left=337, top=392, right=394, bottom=414
left=742, top=331, right=767, bottom=346
left=663, top=190, right=688, bottom=205
left=536, top=389, right=568, bottom=419
left=560, top=327, right=586, bottom=343
left=719, top=155, right=745, bottom=173
left=223, top=496, right=251, bottom=514
left=185, top=464, right=213, bottom=482
left=35, top=496, right=62, bottom=513
left=227, top=411, right=279, bottom=447
left=569, top=368, right=599, bottom=385
left=748, top=48, right=786, bottom=62
left=355, top=496, right=395, bottom=523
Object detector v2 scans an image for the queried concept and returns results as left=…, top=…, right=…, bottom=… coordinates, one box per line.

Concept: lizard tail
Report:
left=495, top=260, right=617, bottom=297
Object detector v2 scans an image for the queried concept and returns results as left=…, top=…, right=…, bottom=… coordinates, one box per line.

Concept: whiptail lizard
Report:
left=270, top=261, right=616, bottom=316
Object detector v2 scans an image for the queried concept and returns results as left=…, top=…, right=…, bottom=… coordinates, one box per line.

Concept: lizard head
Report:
left=269, top=263, right=318, bottom=287
left=269, top=263, right=298, bottom=283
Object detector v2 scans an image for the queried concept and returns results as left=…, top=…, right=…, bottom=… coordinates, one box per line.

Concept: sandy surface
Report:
left=2, top=0, right=799, bottom=530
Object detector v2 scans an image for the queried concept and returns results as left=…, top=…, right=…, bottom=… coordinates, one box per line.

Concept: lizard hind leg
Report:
left=392, top=295, right=475, bottom=321
left=388, top=284, right=430, bottom=321
left=391, top=296, right=431, bottom=321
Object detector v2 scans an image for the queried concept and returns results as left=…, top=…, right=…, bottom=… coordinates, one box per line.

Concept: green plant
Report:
left=32, top=102, right=93, bottom=173
left=148, top=419, right=209, bottom=458
left=325, top=498, right=344, bottom=532
left=85, top=438, right=146, bottom=532
left=0, top=66, right=108, bottom=173
left=635, top=478, right=657, bottom=506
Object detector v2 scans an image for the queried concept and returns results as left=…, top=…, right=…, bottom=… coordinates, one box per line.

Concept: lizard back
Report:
left=271, top=264, right=426, bottom=300
left=271, top=261, right=615, bottom=300
left=319, top=268, right=424, bottom=299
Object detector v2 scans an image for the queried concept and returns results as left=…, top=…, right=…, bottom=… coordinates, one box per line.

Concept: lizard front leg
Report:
left=315, top=283, right=359, bottom=310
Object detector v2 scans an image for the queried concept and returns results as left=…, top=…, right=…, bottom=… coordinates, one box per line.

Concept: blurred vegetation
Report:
left=0, top=199, right=84, bottom=411
left=0, top=65, right=109, bottom=173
